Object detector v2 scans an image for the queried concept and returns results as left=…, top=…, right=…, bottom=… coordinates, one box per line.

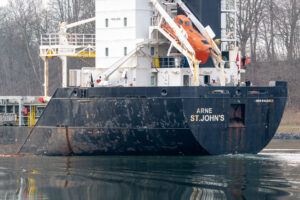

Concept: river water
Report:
left=0, top=140, right=299, bottom=200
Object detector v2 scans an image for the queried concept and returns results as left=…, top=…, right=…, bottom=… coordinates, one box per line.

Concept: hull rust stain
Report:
left=0, top=83, right=288, bottom=156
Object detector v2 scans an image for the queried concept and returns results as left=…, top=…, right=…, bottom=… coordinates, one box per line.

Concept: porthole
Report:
left=73, top=90, right=78, bottom=97
left=235, top=89, right=241, bottom=96
left=161, top=89, right=168, bottom=96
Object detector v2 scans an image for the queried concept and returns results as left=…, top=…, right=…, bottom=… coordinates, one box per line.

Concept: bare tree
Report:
left=0, top=0, right=95, bottom=95
left=3, top=0, right=47, bottom=94
left=237, top=0, right=264, bottom=57
left=249, top=0, right=265, bottom=62
left=48, top=0, right=95, bottom=33
left=275, top=0, right=300, bottom=60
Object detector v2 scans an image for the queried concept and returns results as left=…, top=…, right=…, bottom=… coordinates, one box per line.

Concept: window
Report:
left=105, top=18, right=109, bottom=27
left=124, top=47, right=127, bottom=56
left=204, top=75, right=210, bottom=85
left=222, top=51, right=230, bottom=68
left=151, top=76, right=156, bottom=86
left=124, top=17, right=127, bottom=27
left=201, top=40, right=209, bottom=45
left=151, top=47, right=155, bottom=56
left=179, top=19, right=183, bottom=25
left=105, top=48, right=109, bottom=56
left=185, top=21, right=191, bottom=26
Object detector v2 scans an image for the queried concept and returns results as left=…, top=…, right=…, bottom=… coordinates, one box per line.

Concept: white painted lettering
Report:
left=220, top=115, right=225, bottom=122
left=191, top=115, right=195, bottom=122
left=190, top=108, right=226, bottom=122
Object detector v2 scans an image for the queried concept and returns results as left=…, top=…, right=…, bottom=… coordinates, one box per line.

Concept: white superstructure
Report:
left=40, top=0, right=244, bottom=91
left=93, top=0, right=152, bottom=87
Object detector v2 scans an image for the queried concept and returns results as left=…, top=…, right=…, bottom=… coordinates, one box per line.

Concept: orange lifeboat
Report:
left=162, top=15, right=212, bottom=64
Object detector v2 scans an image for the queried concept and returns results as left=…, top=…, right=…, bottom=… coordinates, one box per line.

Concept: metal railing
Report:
left=41, top=33, right=96, bottom=47
left=0, top=105, right=46, bottom=127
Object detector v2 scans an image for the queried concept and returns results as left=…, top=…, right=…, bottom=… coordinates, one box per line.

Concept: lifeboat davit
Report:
left=162, top=15, right=212, bottom=64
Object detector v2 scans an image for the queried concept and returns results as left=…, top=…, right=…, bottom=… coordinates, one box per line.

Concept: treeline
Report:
left=237, top=0, right=300, bottom=62
left=0, top=0, right=95, bottom=96
left=0, top=0, right=298, bottom=100
left=237, top=0, right=300, bottom=110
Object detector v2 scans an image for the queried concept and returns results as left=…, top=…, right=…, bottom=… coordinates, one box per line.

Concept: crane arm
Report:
left=60, top=17, right=96, bottom=33
left=101, top=43, right=146, bottom=80
left=176, top=0, right=222, bottom=63
left=66, top=17, right=96, bottom=29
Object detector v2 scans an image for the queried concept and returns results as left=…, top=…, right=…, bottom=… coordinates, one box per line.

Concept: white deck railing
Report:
left=40, top=33, right=96, bottom=57
left=40, top=33, right=96, bottom=47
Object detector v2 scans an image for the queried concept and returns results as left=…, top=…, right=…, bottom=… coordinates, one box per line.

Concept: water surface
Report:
left=0, top=139, right=299, bottom=199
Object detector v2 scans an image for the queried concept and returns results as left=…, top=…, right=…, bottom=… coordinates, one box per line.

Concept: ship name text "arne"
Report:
left=190, top=108, right=225, bottom=122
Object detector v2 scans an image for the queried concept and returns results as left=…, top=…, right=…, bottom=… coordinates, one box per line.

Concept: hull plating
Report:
left=0, top=83, right=287, bottom=156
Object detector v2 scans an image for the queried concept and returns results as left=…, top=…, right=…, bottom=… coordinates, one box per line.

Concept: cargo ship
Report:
left=0, top=0, right=287, bottom=156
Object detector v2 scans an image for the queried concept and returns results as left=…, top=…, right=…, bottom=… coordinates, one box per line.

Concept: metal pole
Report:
left=60, top=56, right=68, bottom=88
left=29, top=105, right=32, bottom=127
left=18, top=98, right=23, bottom=126
left=221, top=0, right=227, bottom=51
left=43, top=57, right=49, bottom=97
left=234, top=0, right=237, bottom=47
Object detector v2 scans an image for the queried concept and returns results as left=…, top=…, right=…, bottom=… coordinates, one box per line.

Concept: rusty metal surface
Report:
left=183, top=83, right=287, bottom=155
left=0, top=82, right=288, bottom=156
left=0, top=127, right=30, bottom=154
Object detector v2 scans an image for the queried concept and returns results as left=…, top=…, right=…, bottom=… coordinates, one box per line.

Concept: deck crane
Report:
left=40, top=17, right=96, bottom=97
left=149, top=0, right=226, bottom=86
left=98, top=42, right=147, bottom=85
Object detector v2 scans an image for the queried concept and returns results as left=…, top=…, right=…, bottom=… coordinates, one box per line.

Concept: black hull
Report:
left=0, top=82, right=287, bottom=156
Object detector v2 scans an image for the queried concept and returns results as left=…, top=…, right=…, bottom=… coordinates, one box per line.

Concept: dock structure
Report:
left=40, top=19, right=96, bottom=96
left=0, top=96, right=46, bottom=127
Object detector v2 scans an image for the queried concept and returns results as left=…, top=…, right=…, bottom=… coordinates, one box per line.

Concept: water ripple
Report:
left=0, top=145, right=298, bottom=199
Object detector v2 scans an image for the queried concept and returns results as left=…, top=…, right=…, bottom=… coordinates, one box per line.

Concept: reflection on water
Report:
left=0, top=140, right=299, bottom=199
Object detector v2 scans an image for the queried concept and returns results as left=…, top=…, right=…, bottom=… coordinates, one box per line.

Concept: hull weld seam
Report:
left=16, top=127, right=35, bottom=154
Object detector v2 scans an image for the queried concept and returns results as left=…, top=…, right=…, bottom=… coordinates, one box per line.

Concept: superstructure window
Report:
left=151, top=47, right=155, bottom=56
left=105, top=48, right=109, bottom=57
left=105, top=18, right=109, bottom=27
left=179, top=19, right=183, bottom=25
left=124, top=47, right=127, bottom=56
left=124, top=17, right=127, bottom=27
left=204, top=75, right=210, bottom=85
left=151, top=76, right=156, bottom=86
left=222, top=51, right=230, bottom=68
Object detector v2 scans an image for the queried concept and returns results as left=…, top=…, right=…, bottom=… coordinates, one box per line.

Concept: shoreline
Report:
left=274, top=133, right=300, bottom=139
